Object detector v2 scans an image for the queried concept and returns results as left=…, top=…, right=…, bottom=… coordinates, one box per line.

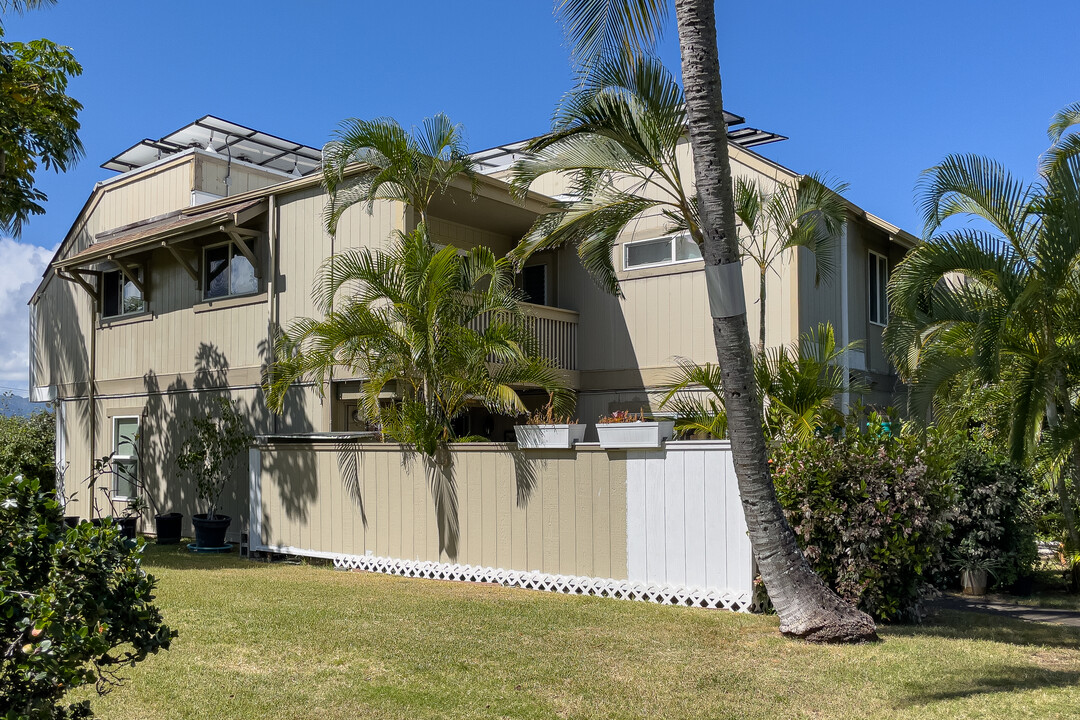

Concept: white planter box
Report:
left=514, top=424, right=587, bottom=450
left=596, top=421, right=675, bottom=449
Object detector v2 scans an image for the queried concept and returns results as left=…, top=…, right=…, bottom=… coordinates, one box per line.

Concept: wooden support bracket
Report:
left=57, top=269, right=100, bottom=309
left=164, top=241, right=200, bottom=288
left=107, top=255, right=145, bottom=295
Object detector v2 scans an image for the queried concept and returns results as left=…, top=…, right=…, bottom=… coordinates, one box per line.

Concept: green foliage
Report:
left=734, top=173, right=849, bottom=347
left=948, top=452, right=1039, bottom=588
left=884, top=103, right=1080, bottom=558
left=268, top=225, right=574, bottom=452
left=509, top=52, right=697, bottom=296
left=174, top=397, right=251, bottom=519
left=0, top=25, right=82, bottom=236
left=659, top=322, right=859, bottom=441
left=0, top=409, right=55, bottom=491
left=321, top=113, right=476, bottom=232
left=770, top=415, right=954, bottom=622
left=0, top=474, right=174, bottom=719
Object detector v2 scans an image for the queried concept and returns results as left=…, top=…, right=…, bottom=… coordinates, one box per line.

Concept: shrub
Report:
left=0, top=474, right=175, bottom=719
left=770, top=415, right=953, bottom=622
left=948, top=452, right=1038, bottom=588
left=0, top=409, right=56, bottom=491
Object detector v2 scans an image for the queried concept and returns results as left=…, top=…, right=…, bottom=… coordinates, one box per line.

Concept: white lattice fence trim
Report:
left=320, top=551, right=752, bottom=613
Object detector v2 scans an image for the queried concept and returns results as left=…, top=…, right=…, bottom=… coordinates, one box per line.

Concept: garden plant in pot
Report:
left=595, top=409, right=675, bottom=449
left=514, top=394, right=584, bottom=449
left=176, top=397, right=251, bottom=550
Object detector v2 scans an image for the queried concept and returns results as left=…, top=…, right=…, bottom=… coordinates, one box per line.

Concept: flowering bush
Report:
left=770, top=416, right=953, bottom=621
left=0, top=474, right=175, bottom=719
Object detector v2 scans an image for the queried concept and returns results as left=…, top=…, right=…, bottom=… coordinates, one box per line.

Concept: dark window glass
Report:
left=103, top=271, right=120, bottom=317
left=102, top=268, right=144, bottom=318
left=204, top=245, right=230, bottom=299
left=522, top=264, right=547, bottom=305
left=625, top=237, right=672, bottom=268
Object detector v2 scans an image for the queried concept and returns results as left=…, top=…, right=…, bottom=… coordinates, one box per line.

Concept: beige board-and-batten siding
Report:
left=250, top=439, right=753, bottom=612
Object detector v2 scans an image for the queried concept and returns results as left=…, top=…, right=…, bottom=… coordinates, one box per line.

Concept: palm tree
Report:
left=660, top=323, right=861, bottom=442
left=321, top=113, right=477, bottom=234
left=509, top=52, right=696, bottom=296
left=529, top=1, right=877, bottom=641
left=267, top=226, right=573, bottom=558
left=734, top=174, right=848, bottom=350
left=884, top=107, right=1080, bottom=584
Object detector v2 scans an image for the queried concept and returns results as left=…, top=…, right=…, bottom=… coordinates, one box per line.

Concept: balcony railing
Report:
left=469, top=302, right=578, bottom=371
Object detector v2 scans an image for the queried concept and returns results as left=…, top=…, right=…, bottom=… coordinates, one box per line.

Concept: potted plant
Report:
left=514, top=396, right=585, bottom=450
left=595, top=410, right=675, bottom=449
left=953, top=551, right=998, bottom=596
left=176, top=397, right=251, bottom=549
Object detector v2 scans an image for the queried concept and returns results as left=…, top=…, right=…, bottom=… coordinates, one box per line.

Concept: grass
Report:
left=76, top=543, right=1080, bottom=719
left=981, top=567, right=1080, bottom=612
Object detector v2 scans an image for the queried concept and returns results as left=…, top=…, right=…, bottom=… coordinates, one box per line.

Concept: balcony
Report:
left=470, top=302, right=578, bottom=373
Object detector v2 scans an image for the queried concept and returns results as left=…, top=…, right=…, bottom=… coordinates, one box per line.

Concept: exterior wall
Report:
left=255, top=442, right=627, bottom=579
left=549, top=140, right=804, bottom=424
left=194, top=154, right=288, bottom=198
left=251, top=440, right=753, bottom=610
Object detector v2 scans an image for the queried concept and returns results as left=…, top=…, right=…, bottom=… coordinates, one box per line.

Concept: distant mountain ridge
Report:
left=0, top=393, right=44, bottom=418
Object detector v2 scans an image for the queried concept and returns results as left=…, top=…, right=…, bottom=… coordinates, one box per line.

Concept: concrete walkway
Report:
left=935, top=594, right=1080, bottom=627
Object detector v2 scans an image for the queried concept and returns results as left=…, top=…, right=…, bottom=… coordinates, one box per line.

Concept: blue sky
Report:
left=0, top=0, right=1078, bottom=391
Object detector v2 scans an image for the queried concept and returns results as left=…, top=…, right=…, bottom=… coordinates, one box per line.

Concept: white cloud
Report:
left=0, top=238, right=55, bottom=395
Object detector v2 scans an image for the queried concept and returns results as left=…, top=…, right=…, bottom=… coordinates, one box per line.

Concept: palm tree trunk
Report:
left=758, top=270, right=767, bottom=352
left=673, top=0, right=876, bottom=641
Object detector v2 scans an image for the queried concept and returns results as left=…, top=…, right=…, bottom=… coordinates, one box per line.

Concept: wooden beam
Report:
left=57, top=269, right=99, bottom=309
left=164, top=241, right=199, bottom=287
left=226, top=230, right=262, bottom=279
left=107, top=255, right=145, bottom=295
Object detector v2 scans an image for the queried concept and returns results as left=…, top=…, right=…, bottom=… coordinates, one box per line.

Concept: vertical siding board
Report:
left=387, top=448, right=402, bottom=561
left=608, top=453, right=627, bottom=581
left=541, top=453, right=559, bottom=573
left=558, top=455, right=576, bottom=575
left=625, top=451, right=646, bottom=583
left=591, top=452, right=609, bottom=578
left=495, top=452, right=512, bottom=570
left=481, top=452, right=498, bottom=567
left=400, top=448, right=414, bottom=560
left=644, top=453, right=666, bottom=583
left=725, top=450, right=753, bottom=597
left=575, top=451, right=593, bottom=577
left=683, top=450, right=708, bottom=589
left=703, top=449, right=727, bottom=590
left=663, top=450, right=686, bottom=586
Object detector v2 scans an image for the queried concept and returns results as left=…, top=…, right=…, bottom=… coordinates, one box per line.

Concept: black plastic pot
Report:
left=192, top=513, right=231, bottom=548
left=63, top=516, right=81, bottom=529
left=154, top=512, right=184, bottom=544
left=116, top=515, right=137, bottom=539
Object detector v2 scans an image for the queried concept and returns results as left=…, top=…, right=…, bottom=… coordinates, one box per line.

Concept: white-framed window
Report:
left=203, top=238, right=258, bottom=300
left=102, top=267, right=145, bottom=318
left=868, top=250, right=889, bottom=326
left=623, top=232, right=702, bottom=270
left=112, top=416, right=139, bottom=500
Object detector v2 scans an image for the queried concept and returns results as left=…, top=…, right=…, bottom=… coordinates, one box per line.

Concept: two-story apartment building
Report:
left=29, top=115, right=915, bottom=534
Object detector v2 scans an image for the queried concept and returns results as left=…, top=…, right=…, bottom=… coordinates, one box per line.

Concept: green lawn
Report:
left=78, top=544, right=1080, bottom=719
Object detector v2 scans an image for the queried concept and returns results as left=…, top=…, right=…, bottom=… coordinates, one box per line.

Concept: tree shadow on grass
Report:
left=886, top=608, right=1080, bottom=651
left=896, top=664, right=1080, bottom=706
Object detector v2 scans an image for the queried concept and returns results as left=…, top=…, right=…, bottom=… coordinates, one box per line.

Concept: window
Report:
left=623, top=232, right=702, bottom=270
left=102, top=268, right=145, bottom=318
left=112, top=416, right=139, bottom=500
left=869, top=250, right=888, bottom=326
left=521, top=264, right=547, bottom=305
left=203, top=239, right=258, bottom=299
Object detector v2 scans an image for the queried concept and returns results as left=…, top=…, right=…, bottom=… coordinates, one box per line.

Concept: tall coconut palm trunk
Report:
left=673, top=0, right=875, bottom=641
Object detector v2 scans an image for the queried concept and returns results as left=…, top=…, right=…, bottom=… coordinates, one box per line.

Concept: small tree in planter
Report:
left=176, top=398, right=251, bottom=548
